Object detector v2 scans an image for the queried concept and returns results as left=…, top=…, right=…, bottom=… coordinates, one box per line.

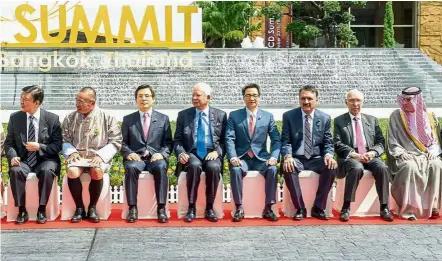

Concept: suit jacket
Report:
left=121, top=110, right=173, bottom=161
left=334, top=113, right=385, bottom=178
left=226, top=108, right=280, bottom=162
left=281, top=108, right=334, bottom=158
left=4, top=109, right=62, bottom=175
left=173, top=106, right=227, bottom=176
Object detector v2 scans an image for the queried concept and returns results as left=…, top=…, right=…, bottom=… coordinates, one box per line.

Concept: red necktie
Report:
left=247, top=114, right=255, bottom=157
left=143, top=112, right=150, bottom=141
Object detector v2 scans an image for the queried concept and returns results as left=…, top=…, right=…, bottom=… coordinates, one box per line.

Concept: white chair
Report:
left=121, top=171, right=170, bottom=219
left=7, top=173, right=60, bottom=222
left=177, top=171, right=224, bottom=219
left=230, top=171, right=279, bottom=218
left=282, top=171, right=333, bottom=217
left=334, top=170, right=397, bottom=216
left=61, top=173, right=111, bottom=220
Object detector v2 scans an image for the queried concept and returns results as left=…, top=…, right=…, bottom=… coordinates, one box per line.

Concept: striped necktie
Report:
left=27, top=115, right=37, bottom=168
left=304, top=115, right=313, bottom=159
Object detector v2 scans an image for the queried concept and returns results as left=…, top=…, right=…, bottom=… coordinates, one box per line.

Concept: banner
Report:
left=265, top=4, right=292, bottom=48
left=0, top=0, right=204, bottom=48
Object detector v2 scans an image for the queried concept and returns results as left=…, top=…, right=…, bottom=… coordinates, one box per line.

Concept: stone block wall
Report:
left=419, top=1, right=442, bottom=65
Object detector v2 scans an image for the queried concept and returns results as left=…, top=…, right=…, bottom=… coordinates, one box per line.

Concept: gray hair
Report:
left=346, top=89, right=364, bottom=101
left=193, top=82, right=213, bottom=96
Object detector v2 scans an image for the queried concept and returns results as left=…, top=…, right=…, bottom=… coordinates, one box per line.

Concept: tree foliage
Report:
left=197, top=1, right=262, bottom=48
left=262, top=1, right=366, bottom=47
left=383, top=1, right=395, bottom=48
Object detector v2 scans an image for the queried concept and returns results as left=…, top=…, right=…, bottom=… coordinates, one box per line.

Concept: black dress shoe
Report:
left=204, top=208, right=218, bottom=222
left=87, top=207, right=101, bottom=223
left=157, top=208, right=169, bottom=223
left=408, top=216, right=417, bottom=221
left=36, top=211, right=47, bottom=224
left=293, top=208, right=307, bottom=221
left=71, top=208, right=86, bottom=223
left=184, top=207, right=196, bottom=223
left=430, top=209, right=440, bottom=219
left=380, top=208, right=394, bottom=222
left=262, top=209, right=278, bottom=221
left=15, top=211, right=29, bottom=225
left=311, top=206, right=329, bottom=220
left=232, top=208, right=245, bottom=222
left=126, top=207, right=138, bottom=223
left=339, top=208, right=350, bottom=222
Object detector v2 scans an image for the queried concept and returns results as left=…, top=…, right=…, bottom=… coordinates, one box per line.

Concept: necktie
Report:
left=247, top=114, right=255, bottom=157
left=27, top=115, right=37, bottom=168
left=304, top=114, right=313, bottom=159
left=354, top=117, right=366, bottom=154
left=143, top=112, right=150, bottom=141
left=196, top=112, right=207, bottom=159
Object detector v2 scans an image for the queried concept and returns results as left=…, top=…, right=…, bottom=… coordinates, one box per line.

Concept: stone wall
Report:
left=419, top=1, right=442, bottom=65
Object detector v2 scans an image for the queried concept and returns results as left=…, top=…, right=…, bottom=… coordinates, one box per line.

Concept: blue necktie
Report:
left=196, top=112, right=207, bottom=159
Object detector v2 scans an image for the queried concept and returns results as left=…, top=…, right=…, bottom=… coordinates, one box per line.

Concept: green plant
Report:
left=383, top=1, right=395, bottom=48
left=198, top=1, right=261, bottom=48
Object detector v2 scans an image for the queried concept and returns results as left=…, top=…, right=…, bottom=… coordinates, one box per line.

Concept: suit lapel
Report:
left=251, top=108, right=262, bottom=140
left=361, top=114, right=372, bottom=146
left=189, top=108, right=196, bottom=141
left=135, top=112, right=146, bottom=143
left=312, top=110, right=321, bottom=144
left=18, top=111, right=27, bottom=143
left=147, top=110, right=158, bottom=142
left=209, top=107, right=216, bottom=139
left=241, top=108, right=250, bottom=140
left=38, top=109, right=48, bottom=143
left=344, top=113, right=354, bottom=144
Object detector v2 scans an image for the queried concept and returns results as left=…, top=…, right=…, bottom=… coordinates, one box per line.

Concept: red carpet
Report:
left=2, top=203, right=442, bottom=230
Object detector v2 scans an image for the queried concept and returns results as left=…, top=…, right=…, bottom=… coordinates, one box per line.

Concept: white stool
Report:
left=282, top=171, right=333, bottom=217
left=177, top=171, right=224, bottom=219
left=230, top=171, right=279, bottom=218
left=334, top=170, right=397, bottom=216
left=61, top=173, right=111, bottom=220
left=7, top=173, right=60, bottom=222
left=121, top=171, right=170, bottom=219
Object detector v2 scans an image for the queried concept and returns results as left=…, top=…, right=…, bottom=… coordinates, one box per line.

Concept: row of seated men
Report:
left=2, top=83, right=441, bottom=225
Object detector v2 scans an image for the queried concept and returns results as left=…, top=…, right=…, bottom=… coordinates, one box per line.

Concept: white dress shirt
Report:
left=26, top=108, right=40, bottom=142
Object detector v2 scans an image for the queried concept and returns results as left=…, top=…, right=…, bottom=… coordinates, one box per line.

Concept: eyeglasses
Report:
left=244, top=94, right=260, bottom=99
left=20, top=97, right=32, bottom=102
left=347, top=99, right=363, bottom=104
left=75, top=98, right=92, bottom=105
left=137, top=94, right=153, bottom=99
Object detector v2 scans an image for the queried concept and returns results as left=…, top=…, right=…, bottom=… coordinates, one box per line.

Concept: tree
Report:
left=383, top=1, right=395, bottom=48
left=262, top=1, right=366, bottom=47
left=197, top=1, right=262, bottom=48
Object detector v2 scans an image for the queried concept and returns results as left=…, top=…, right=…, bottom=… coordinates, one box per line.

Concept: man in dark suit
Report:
left=226, top=83, right=280, bottom=222
left=121, top=85, right=173, bottom=223
left=281, top=85, right=337, bottom=221
left=334, top=89, right=394, bottom=222
left=174, top=82, right=227, bottom=223
left=4, top=85, right=62, bottom=224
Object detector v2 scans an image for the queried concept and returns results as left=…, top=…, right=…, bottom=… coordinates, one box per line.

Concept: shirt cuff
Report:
left=269, top=157, right=277, bottom=162
left=324, top=153, right=334, bottom=159
left=62, top=143, right=78, bottom=159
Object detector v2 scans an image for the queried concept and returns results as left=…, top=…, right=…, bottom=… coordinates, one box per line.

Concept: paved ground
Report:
left=2, top=225, right=442, bottom=261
